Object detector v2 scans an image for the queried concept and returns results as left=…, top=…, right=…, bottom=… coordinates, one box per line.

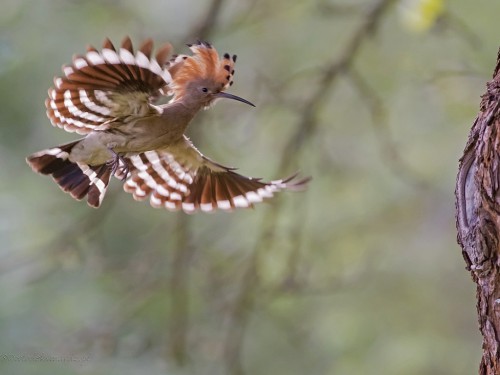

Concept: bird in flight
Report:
left=27, top=37, right=309, bottom=213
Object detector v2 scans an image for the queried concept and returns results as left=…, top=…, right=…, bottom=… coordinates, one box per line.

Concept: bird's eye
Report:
left=202, top=87, right=208, bottom=93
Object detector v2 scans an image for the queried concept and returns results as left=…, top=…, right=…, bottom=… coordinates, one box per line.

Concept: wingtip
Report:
left=282, top=172, right=312, bottom=191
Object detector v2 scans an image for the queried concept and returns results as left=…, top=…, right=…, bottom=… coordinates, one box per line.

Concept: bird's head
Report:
left=167, top=41, right=254, bottom=109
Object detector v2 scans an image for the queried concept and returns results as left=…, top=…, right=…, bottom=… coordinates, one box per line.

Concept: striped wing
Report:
left=120, top=137, right=309, bottom=213
left=46, top=36, right=172, bottom=134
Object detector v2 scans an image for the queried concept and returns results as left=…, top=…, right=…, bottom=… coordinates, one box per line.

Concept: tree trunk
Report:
left=456, top=48, right=500, bottom=374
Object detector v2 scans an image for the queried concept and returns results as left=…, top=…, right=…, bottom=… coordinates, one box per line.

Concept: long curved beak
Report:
left=215, top=92, right=255, bottom=107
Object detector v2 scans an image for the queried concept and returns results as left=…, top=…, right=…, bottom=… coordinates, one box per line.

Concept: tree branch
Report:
left=456, top=47, right=500, bottom=375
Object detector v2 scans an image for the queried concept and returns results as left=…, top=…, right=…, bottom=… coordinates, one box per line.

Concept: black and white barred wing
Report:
left=120, top=137, right=309, bottom=213
left=46, top=36, right=172, bottom=134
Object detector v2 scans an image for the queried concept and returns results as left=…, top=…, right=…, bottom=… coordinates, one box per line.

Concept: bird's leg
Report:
left=107, top=148, right=129, bottom=180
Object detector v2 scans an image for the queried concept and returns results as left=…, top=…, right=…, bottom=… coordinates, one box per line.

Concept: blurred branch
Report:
left=438, top=10, right=481, bottom=50
left=346, top=67, right=430, bottom=189
left=223, top=249, right=260, bottom=375
left=425, top=68, right=485, bottom=84
left=222, top=0, right=263, bottom=33
left=279, top=197, right=310, bottom=291
left=316, top=1, right=368, bottom=16
left=223, top=2, right=396, bottom=374
left=0, top=193, right=117, bottom=282
left=167, top=214, right=195, bottom=366
left=185, top=0, right=226, bottom=41
left=224, top=207, right=282, bottom=375
left=280, top=0, right=396, bottom=168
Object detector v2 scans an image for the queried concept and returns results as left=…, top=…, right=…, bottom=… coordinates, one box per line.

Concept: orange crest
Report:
left=167, top=41, right=237, bottom=100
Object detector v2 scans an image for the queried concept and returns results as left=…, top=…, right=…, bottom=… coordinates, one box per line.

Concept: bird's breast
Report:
left=117, top=116, right=187, bottom=153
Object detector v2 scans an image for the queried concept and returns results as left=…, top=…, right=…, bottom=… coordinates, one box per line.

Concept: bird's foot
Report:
left=107, top=148, right=129, bottom=181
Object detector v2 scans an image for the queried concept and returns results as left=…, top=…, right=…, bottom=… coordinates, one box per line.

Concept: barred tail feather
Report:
left=26, top=141, right=111, bottom=207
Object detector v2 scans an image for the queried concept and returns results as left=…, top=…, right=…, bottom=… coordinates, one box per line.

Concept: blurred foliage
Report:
left=399, top=0, right=444, bottom=32
left=0, top=0, right=493, bottom=374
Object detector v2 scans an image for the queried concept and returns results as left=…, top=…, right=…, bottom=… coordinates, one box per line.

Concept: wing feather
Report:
left=46, top=37, right=173, bottom=134
left=120, top=136, right=310, bottom=213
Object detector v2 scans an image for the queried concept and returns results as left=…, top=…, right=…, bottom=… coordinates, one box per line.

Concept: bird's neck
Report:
left=160, top=99, right=204, bottom=127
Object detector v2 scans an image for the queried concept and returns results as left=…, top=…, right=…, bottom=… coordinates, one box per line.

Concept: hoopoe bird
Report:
left=26, top=37, right=309, bottom=213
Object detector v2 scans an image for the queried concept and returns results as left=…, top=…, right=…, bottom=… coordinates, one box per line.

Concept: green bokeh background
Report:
left=0, top=0, right=492, bottom=374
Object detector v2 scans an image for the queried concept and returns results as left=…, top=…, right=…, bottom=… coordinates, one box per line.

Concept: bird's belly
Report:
left=69, top=118, right=186, bottom=164
left=69, top=132, right=119, bottom=165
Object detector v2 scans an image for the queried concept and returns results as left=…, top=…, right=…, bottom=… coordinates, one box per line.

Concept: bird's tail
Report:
left=26, top=140, right=112, bottom=208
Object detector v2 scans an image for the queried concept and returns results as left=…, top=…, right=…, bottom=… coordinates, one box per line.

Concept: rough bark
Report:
left=456, top=48, right=500, bottom=375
